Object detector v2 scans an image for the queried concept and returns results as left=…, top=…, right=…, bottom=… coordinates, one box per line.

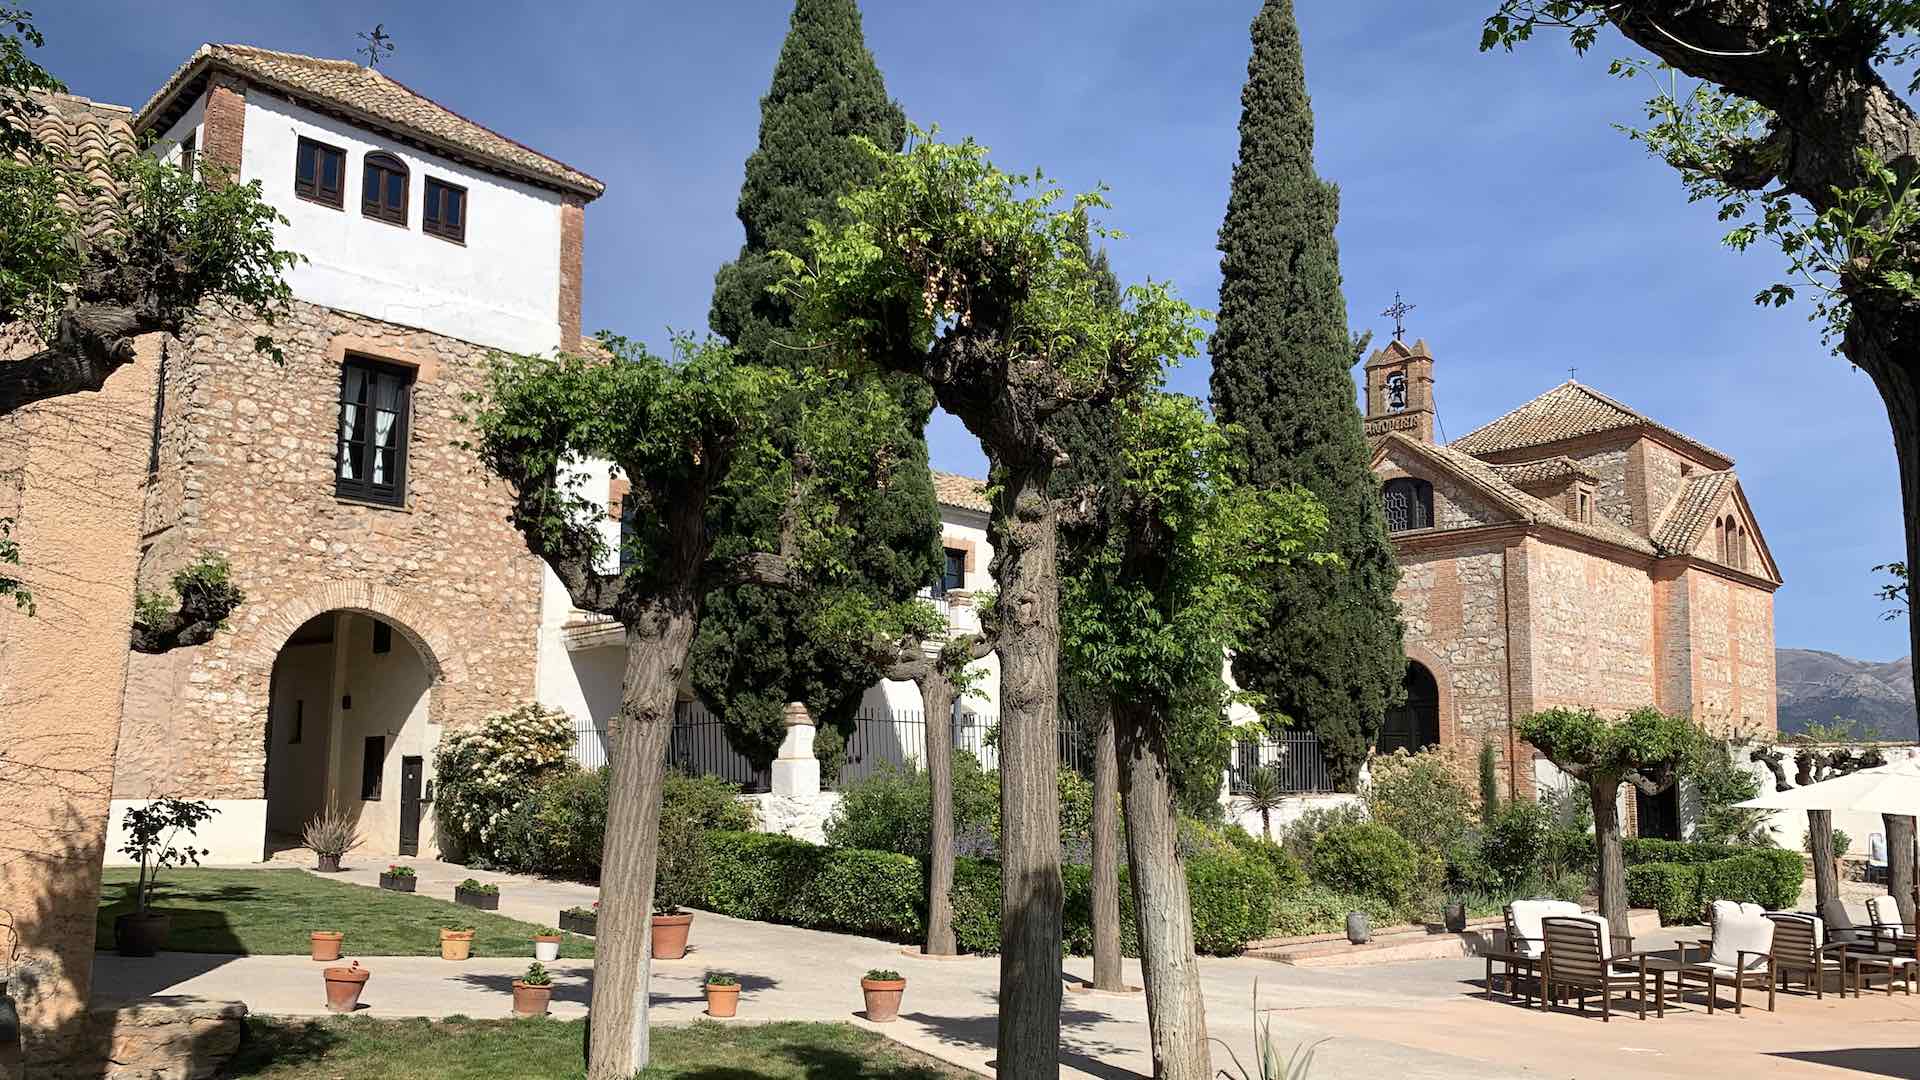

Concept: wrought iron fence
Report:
left=1225, top=730, right=1333, bottom=795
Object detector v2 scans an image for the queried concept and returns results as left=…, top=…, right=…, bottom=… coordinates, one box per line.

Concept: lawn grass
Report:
left=222, top=1017, right=972, bottom=1079
left=96, top=869, right=593, bottom=959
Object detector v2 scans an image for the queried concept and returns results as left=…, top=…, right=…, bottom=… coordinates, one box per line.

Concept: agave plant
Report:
left=302, top=802, right=365, bottom=859
left=1213, top=980, right=1328, bottom=1080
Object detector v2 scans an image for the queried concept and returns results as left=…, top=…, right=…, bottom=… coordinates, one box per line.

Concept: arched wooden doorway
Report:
left=1378, top=660, right=1441, bottom=755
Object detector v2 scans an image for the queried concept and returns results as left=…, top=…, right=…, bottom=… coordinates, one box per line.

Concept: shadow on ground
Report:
left=1769, top=1048, right=1920, bottom=1078
left=899, top=998, right=1146, bottom=1080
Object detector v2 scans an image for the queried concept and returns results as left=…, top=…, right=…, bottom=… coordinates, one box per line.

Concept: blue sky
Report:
left=37, top=1, right=1908, bottom=660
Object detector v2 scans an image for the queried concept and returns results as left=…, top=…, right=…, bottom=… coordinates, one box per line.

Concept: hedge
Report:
left=703, top=830, right=1280, bottom=956
left=1625, top=848, right=1802, bottom=924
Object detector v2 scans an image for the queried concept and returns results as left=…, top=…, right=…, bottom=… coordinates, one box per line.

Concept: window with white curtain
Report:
left=336, top=356, right=414, bottom=506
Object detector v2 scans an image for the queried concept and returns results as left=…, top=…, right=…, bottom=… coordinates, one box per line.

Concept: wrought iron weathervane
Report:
left=1381, top=292, right=1416, bottom=343
left=357, top=23, right=395, bottom=68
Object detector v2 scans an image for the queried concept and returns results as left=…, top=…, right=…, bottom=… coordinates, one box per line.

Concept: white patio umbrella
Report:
left=1737, top=756, right=1920, bottom=814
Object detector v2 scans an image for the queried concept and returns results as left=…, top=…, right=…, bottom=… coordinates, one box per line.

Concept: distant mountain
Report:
left=1776, top=649, right=1916, bottom=739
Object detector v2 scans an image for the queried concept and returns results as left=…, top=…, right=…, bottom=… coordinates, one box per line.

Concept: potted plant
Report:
left=302, top=801, right=363, bottom=873
left=455, top=878, right=500, bottom=911
left=310, top=930, right=344, bottom=962
left=512, top=961, right=553, bottom=1017
left=559, top=903, right=597, bottom=936
left=704, top=972, right=740, bottom=1018
left=322, top=960, right=370, bottom=1013
left=378, top=865, right=416, bottom=892
left=651, top=901, right=694, bottom=960
left=650, top=815, right=703, bottom=959
left=440, top=923, right=476, bottom=961
left=861, top=968, right=906, bottom=1022
left=532, top=926, right=562, bottom=962
left=114, top=797, right=218, bottom=957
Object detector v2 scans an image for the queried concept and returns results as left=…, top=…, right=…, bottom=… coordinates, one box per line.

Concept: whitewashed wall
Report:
left=859, top=502, right=1001, bottom=733
left=535, top=457, right=624, bottom=737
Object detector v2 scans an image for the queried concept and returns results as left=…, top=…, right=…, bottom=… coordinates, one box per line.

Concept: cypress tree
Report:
left=1207, top=0, right=1404, bottom=789
left=692, top=0, right=942, bottom=769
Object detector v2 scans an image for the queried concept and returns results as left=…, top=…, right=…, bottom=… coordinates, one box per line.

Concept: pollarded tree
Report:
left=468, top=338, right=913, bottom=1078
left=1517, top=706, right=1706, bottom=938
left=694, top=0, right=943, bottom=772
left=1061, top=392, right=1329, bottom=1080
left=1207, top=0, right=1405, bottom=789
left=779, top=129, right=1207, bottom=1077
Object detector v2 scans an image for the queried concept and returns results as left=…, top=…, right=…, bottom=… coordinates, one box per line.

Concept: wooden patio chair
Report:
left=1764, top=912, right=1853, bottom=999
left=1485, top=899, right=1580, bottom=1004
left=1820, top=897, right=1895, bottom=956
left=1539, top=914, right=1652, bottom=1021
left=1678, top=911, right=1776, bottom=1015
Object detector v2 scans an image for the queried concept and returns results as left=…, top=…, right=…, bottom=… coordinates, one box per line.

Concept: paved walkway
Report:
left=95, top=858, right=1920, bottom=1079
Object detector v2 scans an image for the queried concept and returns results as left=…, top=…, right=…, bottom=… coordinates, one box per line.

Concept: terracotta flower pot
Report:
left=115, top=912, right=170, bottom=957
left=323, top=961, right=370, bottom=1013
left=861, top=977, right=906, bottom=1023
left=650, top=913, right=693, bottom=960
left=534, top=935, right=561, bottom=962
left=511, top=980, right=552, bottom=1017
left=310, top=930, right=344, bottom=962
left=705, top=982, right=740, bottom=1018
left=440, top=929, right=475, bottom=961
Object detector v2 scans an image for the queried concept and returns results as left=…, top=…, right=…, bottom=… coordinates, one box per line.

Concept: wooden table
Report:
left=1638, top=956, right=1685, bottom=1018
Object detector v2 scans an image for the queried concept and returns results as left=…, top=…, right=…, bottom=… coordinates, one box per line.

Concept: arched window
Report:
left=1715, top=518, right=1728, bottom=563
left=1379, top=661, right=1441, bottom=755
left=362, top=152, right=409, bottom=226
left=1733, top=525, right=1748, bottom=572
left=1381, top=477, right=1433, bottom=533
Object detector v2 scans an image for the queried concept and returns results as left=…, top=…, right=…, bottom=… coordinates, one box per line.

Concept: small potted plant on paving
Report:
left=302, top=801, right=363, bottom=873
left=650, top=815, right=702, bottom=959
left=114, top=797, right=218, bottom=957
left=704, top=972, right=740, bottom=1018
left=309, top=929, right=344, bottom=962
left=559, top=903, right=597, bottom=937
left=532, top=926, right=562, bottom=962
left=440, top=922, right=476, bottom=961
left=455, top=878, right=500, bottom=911
left=861, top=968, right=906, bottom=1023
left=512, top=961, right=553, bottom=1017
left=378, top=864, right=416, bottom=892
left=322, top=960, right=370, bottom=1013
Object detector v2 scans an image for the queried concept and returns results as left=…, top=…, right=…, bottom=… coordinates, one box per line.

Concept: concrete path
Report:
left=105, top=858, right=1920, bottom=1079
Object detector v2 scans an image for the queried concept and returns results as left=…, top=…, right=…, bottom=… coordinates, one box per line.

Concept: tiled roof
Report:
left=19, top=93, right=137, bottom=232
left=136, top=45, right=603, bottom=198
left=1652, top=471, right=1738, bottom=555
left=931, top=470, right=989, bottom=513
left=1488, top=456, right=1597, bottom=487
left=1383, top=435, right=1658, bottom=556
left=1451, top=381, right=1728, bottom=464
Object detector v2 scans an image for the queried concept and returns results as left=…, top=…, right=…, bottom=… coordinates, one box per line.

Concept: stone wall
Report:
left=116, top=299, right=545, bottom=804
left=1525, top=540, right=1656, bottom=713
left=1392, top=539, right=1513, bottom=782
left=27, top=1002, right=246, bottom=1080
left=1565, top=444, right=1632, bottom=530
left=741, top=792, right=843, bottom=845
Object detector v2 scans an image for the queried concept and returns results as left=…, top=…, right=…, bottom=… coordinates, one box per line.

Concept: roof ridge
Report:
left=212, top=43, right=362, bottom=72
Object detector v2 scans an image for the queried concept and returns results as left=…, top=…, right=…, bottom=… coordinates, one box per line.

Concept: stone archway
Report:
left=238, top=580, right=463, bottom=726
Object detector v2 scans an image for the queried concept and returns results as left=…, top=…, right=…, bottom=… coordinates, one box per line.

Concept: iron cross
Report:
left=1381, top=292, right=1416, bottom=342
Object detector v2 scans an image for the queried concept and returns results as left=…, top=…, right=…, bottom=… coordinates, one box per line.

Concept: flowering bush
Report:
left=433, top=703, right=576, bottom=862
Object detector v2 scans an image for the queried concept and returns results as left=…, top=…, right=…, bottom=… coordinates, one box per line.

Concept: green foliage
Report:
left=131, top=552, right=245, bottom=635
left=702, top=831, right=923, bottom=940
left=487, top=768, right=753, bottom=882
left=1688, top=739, right=1773, bottom=847
left=1221, top=826, right=1310, bottom=895
left=1518, top=706, right=1706, bottom=787
left=118, top=797, right=217, bottom=912
left=864, top=969, right=903, bottom=982
left=0, top=517, right=29, bottom=614
left=655, top=811, right=708, bottom=914
left=1206, top=0, right=1404, bottom=791
left=822, top=753, right=999, bottom=858
left=1273, top=802, right=1367, bottom=867
left=430, top=704, right=576, bottom=863
left=1625, top=847, right=1802, bottom=925
left=1365, top=749, right=1476, bottom=895
left=1268, top=885, right=1404, bottom=938
left=1478, top=740, right=1500, bottom=824
left=1307, top=822, right=1416, bottom=908
left=1478, top=800, right=1558, bottom=893
left=520, top=961, right=552, bottom=987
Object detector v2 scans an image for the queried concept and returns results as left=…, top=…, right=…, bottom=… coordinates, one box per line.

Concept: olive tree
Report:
left=778, top=128, right=1206, bottom=1075
left=1518, top=705, right=1706, bottom=936
left=467, top=338, right=911, bottom=1078
left=1060, top=393, right=1329, bottom=1080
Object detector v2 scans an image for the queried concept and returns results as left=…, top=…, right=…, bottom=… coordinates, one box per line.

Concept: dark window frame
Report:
left=334, top=354, right=415, bottom=508
left=934, top=548, right=966, bottom=597
left=423, top=176, right=468, bottom=243
left=294, top=136, right=346, bottom=209
left=179, top=131, right=196, bottom=178
left=361, top=735, right=385, bottom=801
left=372, top=620, right=393, bottom=654
left=361, top=151, right=410, bottom=226
left=1381, top=477, right=1434, bottom=533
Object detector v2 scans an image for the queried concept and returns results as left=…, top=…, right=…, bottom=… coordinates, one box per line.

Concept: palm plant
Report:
left=1243, top=767, right=1288, bottom=840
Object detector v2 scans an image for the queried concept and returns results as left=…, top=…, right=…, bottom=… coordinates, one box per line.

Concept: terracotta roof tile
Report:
left=931, top=470, right=989, bottom=513
left=1386, top=435, right=1658, bottom=555
left=1652, top=471, right=1737, bottom=555
left=1488, top=456, right=1597, bottom=487
left=1451, top=380, right=1728, bottom=463
left=18, top=92, right=137, bottom=232
left=136, top=45, right=603, bottom=198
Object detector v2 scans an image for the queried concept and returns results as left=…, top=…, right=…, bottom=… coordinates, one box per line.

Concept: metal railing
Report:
left=1225, top=730, right=1333, bottom=795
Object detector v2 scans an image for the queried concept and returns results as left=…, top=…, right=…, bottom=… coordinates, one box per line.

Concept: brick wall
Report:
left=559, top=194, right=585, bottom=350
left=200, top=77, right=245, bottom=178
left=1525, top=541, right=1656, bottom=713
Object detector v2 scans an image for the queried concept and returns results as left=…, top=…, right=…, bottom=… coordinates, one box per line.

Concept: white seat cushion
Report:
left=1708, top=912, right=1775, bottom=972
left=1867, top=895, right=1907, bottom=932
left=1510, top=900, right=1582, bottom=959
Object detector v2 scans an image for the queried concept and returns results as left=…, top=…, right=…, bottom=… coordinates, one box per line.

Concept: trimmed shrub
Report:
left=823, top=753, right=998, bottom=858
left=1308, top=822, right=1417, bottom=908
left=702, top=831, right=923, bottom=939
left=1479, top=799, right=1556, bottom=892
left=1626, top=847, right=1803, bottom=924
left=1223, top=826, right=1309, bottom=895
left=1367, top=749, right=1475, bottom=894
left=1269, top=884, right=1404, bottom=938
left=665, top=772, right=759, bottom=832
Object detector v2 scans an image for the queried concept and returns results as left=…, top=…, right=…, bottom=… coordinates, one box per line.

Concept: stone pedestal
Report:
left=770, top=701, right=820, bottom=798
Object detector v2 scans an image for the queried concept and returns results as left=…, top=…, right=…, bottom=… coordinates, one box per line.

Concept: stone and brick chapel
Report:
left=1360, top=339, right=1781, bottom=834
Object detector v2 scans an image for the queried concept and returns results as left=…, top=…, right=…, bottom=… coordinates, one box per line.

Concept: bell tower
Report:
left=1363, top=338, right=1436, bottom=444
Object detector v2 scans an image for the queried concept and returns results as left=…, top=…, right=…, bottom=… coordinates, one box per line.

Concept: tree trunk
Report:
left=1589, top=778, right=1628, bottom=940
left=1850, top=311, right=1920, bottom=749
left=1090, top=702, right=1123, bottom=992
left=921, top=672, right=958, bottom=956
left=585, top=600, right=698, bottom=1079
left=990, top=460, right=1065, bottom=1079
left=1888, top=814, right=1917, bottom=928
left=1113, top=698, right=1210, bottom=1080
left=1808, top=810, right=1837, bottom=913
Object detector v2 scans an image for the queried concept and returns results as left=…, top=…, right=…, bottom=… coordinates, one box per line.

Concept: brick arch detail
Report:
left=1401, top=643, right=1458, bottom=752
left=239, top=580, right=465, bottom=727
